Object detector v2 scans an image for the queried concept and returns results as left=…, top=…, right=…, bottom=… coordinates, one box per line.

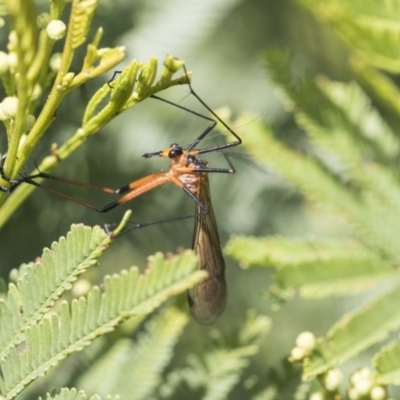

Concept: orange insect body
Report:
left=156, top=146, right=227, bottom=324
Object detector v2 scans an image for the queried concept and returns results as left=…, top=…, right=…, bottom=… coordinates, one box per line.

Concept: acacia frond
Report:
left=318, top=78, right=399, bottom=162
left=304, top=283, right=400, bottom=379
left=374, top=338, right=400, bottom=385
left=77, top=307, right=189, bottom=399
left=265, top=50, right=400, bottom=262
left=38, top=387, right=119, bottom=400
left=0, top=224, right=109, bottom=360
left=297, top=0, right=400, bottom=72
left=0, top=249, right=203, bottom=399
left=160, top=311, right=270, bottom=399
left=67, top=0, right=98, bottom=50
left=222, top=43, right=400, bottom=384
left=351, top=57, right=400, bottom=118
left=226, top=235, right=394, bottom=298
left=0, top=212, right=203, bottom=400
left=265, top=49, right=397, bottom=172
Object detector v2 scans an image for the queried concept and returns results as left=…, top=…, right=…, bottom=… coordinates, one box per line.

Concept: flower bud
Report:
left=7, top=52, right=17, bottom=70
left=31, top=84, right=42, bottom=101
left=1, top=97, right=19, bottom=118
left=323, top=368, right=342, bottom=391
left=290, top=346, right=306, bottom=361
left=47, top=20, right=66, bottom=40
left=309, top=392, right=324, bottom=400
left=49, top=53, right=62, bottom=71
left=370, top=386, right=386, bottom=400
left=23, top=114, right=36, bottom=132
left=296, top=331, right=316, bottom=351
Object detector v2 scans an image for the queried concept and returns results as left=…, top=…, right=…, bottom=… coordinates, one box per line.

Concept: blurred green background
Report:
left=0, top=0, right=360, bottom=396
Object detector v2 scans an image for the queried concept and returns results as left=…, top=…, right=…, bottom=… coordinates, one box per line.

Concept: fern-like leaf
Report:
left=38, top=387, right=119, bottom=400
left=374, top=339, right=400, bottom=385
left=67, top=0, right=98, bottom=50
left=297, top=0, right=400, bottom=72
left=0, top=250, right=204, bottom=398
left=303, top=283, right=400, bottom=378
left=265, top=50, right=400, bottom=262
left=318, top=78, right=399, bottom=162
left=226, top=235, right=394, bottom=298
left=0, top=224, right=109, bottom=360
left=77, top=306, right=189, bottom=399
left=160, top=311, right=270, bottom=399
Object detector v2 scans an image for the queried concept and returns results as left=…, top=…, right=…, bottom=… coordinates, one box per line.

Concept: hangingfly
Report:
left=140, top=148, right=233, bottom=324
left=0, top=64, right=242, bottom=324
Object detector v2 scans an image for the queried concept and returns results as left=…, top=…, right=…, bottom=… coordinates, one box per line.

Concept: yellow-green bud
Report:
left=309, top=391, right=324, bottom=400
left=289, top=346, right=306, bottom=361
left=0, top=97, right=19, bottom=119
left=296, top=331, right=316, bottom=351
left=47, top=20, right=66, bottom=40
left=37, top=13, right=51, bottom=29
left=23, top=114, right=36, bottom=132
left=323, top=368, right=342, bottom=391
left=370, top=386, right=386, bottom=400
left=7, top=52, right=17, bottom=70
left=31, top=84, right=42, bottom=101
left=49, top=53, right=62, bottom=71
left=72, top=279, right=92, bottom=297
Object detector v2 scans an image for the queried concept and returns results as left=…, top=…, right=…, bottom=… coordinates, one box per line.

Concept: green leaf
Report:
left=160, top=311, right=270, bottom=399
left=0, top=223, right=110, bottom=360
left=226, top=236, right=394, bottom=298
left=351, top=57, right=400, bottom=118
left=304, top=283, right=400, bottom=378
left=317, top=78, right=399, bottom=162
left=0, top=249, right=204, bottom=398
left=78, top=307, right=189, bottom=399
left=374, top=339, right=400, bottom=385
left=67, top=0, right=99, bottom=50
left=3, top=0, right=38, bottom=175
left=236, top=50, right=400, bottom=261
left=38, top=387, right=119, bottom=400
left=296, top=0, right=400, bottom=72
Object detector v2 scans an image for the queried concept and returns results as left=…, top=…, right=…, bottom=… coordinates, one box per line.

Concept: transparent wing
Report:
left=188, top=174, right=227, bottom=324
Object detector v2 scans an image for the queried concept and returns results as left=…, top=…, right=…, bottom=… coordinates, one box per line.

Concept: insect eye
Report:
left=168, top=145, right=183, bottom=158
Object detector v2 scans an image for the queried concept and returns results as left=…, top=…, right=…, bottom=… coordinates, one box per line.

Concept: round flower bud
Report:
left=350, top=368, right=372, bottom=385
left=323, top=368, right=343, bottom=391
left=370, top=386, right=386, bottom=400
left=354, top=376, right=373, bottom=395
left=31, top=84, right=42, bottom=101
left=23, top=114, right=36, bottom=132
left=348, top=387, right=359, bottom=400
left=309, top=392, right=324, bottom=400
left=49, top=53, right=62, bottom=71
left=37, top=13, right=51, bottom=29
left=290, top=346, right=306, bottom=361
left=1, top=97, right=19, bottom=118
left=72, top=279, right=92, bottom=297
left=46, top=20, right=66, bottom=40
left=296, top=331, right=316, bottom=351
left=7, top=52, right=17, bottom=69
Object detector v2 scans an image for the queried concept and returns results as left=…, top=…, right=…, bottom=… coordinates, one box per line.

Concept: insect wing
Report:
left=188, top=175, right=227, bottom=324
